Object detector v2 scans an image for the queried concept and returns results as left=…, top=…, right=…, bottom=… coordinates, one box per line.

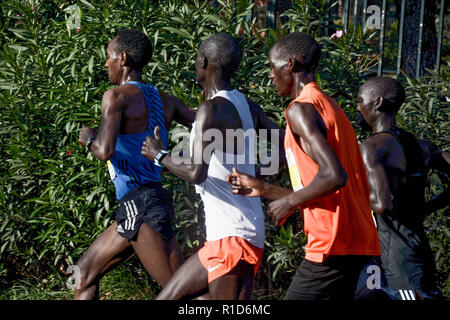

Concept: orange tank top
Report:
left=284, top=82, right=380, bottom=262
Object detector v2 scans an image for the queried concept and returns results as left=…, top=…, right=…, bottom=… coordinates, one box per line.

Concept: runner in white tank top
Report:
left=142, top=33, right=284, bottom=300
left=190, top=89, right=265, bottom=249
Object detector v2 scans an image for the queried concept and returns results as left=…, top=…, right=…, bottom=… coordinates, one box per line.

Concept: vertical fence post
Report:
left=436, top=0, right=445, bottom=74
left=396, top=0, right=406, bottom=77
left=416, top=0, right=425, bottom=79
left=324, top=1, right=329, bottom=37
left=377, top=0, right=387, bottom=76
left=343, top=0, right=350, bottom=32
left=267, top=0, right=277, bottom=30
left=362, top=0, right=368, bottom=31
left=353, top=0, right=359, bottom=25
left=246, top=0, right=254, bottom=23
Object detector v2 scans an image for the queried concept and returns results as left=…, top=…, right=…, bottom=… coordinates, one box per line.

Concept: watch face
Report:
left=156, top=151, right=167, bottom=161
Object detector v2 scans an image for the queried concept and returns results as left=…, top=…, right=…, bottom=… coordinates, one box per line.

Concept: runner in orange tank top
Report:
left=228, top=32, right=380, bottom=300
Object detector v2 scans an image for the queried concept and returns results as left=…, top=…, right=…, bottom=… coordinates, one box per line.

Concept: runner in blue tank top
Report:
left=75, top=30, right=195, bottom=299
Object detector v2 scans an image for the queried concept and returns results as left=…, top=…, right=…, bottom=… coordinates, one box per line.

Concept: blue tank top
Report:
left=109, top=81, right=168, bottom=200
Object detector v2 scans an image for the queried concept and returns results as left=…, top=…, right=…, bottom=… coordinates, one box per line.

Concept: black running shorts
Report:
left=114, top=181, right=175, bottom=241
left=285, top=255, right=372, bottom=300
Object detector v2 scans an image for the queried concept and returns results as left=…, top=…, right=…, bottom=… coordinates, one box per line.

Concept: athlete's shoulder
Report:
left=194, top=100, right=216, bottom=125
left=104, top=84, right=138, bottom=102
left=286, top=101, right=317, bottom=122
left=102, top=87, right=127, bottom=108
left=360, top=133, right=399, bottom=164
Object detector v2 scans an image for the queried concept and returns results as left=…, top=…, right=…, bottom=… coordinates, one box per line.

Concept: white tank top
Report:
left=189, top=89, right=265, bottom=248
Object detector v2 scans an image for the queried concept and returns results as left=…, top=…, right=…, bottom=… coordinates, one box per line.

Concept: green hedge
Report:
left=0, top=0, right=448, bottom=299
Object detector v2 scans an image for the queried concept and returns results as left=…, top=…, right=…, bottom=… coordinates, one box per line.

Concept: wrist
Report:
left=260, top=182, right=269, bottom=197
left=86, top=135, right=96, bottom=151
left=154, top=150, right=169, bottom=167
left=286, top=192, right=299, bottom=209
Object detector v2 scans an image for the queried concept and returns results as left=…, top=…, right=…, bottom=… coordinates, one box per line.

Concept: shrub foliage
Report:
left=0, top=0, right=448, bottom=299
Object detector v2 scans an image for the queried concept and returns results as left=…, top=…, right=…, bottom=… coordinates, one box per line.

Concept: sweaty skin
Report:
left=357, top=86, right=450, bottom=218
left=356, top=79, right=449, bottom=298
left=75, top=36, right=194, bottom=300
left=142, top=35, right=284, bottom=300
left=227, top=45, right=347, bottom=226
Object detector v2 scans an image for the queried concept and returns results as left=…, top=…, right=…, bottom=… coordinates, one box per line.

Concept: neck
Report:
left=291, top=71, right=315, bottom=99
left=119, top=69, right=142, bottom=85
left=202, top=74, right=233, bottom=100
left=371, top=114, right=396, bottom=134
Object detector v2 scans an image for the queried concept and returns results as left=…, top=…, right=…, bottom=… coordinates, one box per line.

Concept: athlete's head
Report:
left=105, top=29, right=152, bottom=83
left=357, top=76, right=406, bottom=128
left=196, top=32, right=242, bottom=83
left=268, top=32, right=322, bottom=97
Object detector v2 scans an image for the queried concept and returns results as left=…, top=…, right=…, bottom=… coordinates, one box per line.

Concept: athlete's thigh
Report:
left=131, top=223, right=179, bottom=286
left=156, top=252, right=208, bottom=300
left=76, top=222, right=133, bottom=282
left=209, top=260, right=254, bottom=300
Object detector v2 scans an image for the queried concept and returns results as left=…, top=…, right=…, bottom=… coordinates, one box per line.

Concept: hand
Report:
left=79, top=126, right=96, bottom=146
left=142, top=126, right=164, bottom=161
left=268, top=197, right=292, bottom=226
left=226, top=167, right=265, bottom=197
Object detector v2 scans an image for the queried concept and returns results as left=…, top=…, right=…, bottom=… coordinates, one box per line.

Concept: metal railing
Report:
left=247, top=0, right=446, bottom=78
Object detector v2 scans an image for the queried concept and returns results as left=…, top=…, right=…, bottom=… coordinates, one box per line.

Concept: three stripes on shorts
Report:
left=123, top=200, right=139, bottom=231
left=398, top=289, right=416, bottom=300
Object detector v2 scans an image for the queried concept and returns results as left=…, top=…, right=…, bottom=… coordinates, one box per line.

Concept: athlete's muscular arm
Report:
left=267, top=102, right=347, bottom=225
left=78, top=89, right=123, bottom=161
left=248, top=99, right=287, bottom=173
left=160, top=91, right=196, bottom=129
left=420, top=140, right=450, bottom=216
left=360, top=136, right=393, bottom=215
left=228, top=102, right=347, bottom=226
left=141, top=101, right=213, bottom=185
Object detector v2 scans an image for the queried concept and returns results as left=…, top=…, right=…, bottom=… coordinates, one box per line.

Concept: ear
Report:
left=120, top=51, right=128, bottom=66
left=201, top=55, right=208, bottom=69
left=287, top=57, right=295, bottom=72
left=288, top=57, right=303, bottom=72
left=374, top=96, right=384, bottom=111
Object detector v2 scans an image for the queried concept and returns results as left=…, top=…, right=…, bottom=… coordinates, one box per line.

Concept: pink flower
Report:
left=331, top=30, right=344, bottom=39
left=76, top=29, right=81, bottom=33
left=67, top=150, right=73, bottom=156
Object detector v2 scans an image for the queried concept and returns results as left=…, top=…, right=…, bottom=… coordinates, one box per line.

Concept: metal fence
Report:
left=243, top=0, right=447, bottom=78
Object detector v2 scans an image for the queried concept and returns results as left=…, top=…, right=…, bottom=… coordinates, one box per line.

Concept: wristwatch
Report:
left=154, top=150, right=169, bottom=167
left=86, top=135, right=96, bottom=151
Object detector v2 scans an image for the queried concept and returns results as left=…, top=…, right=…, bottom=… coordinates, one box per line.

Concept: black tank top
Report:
left=373, top=127, right=427, bottom=234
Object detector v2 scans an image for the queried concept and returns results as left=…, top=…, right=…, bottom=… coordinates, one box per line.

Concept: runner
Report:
left=75, top=29, right=195, bottom=299
left=141, top=32, right=284, bottom=300
left=356, top=76, right=448, bottom=300
left=228, top=32, right=381, bottom=300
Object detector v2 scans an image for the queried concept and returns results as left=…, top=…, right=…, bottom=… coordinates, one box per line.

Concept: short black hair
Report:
left=113, top=29, right=152, bottom=71
left=360, top=76, right=406, bottom=114
left=272, top=32, right=322, bottom=73
left=198, top=32, right=242, bottom=78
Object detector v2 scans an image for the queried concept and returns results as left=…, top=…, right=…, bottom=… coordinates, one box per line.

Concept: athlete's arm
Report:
left=161, top=92, right=196, bottom=129
left=141, top=101, right=214, bottom=185
left=266, top=102, right=348, bottom=225
left=228, top=102, right=348, bottom=226
left=227, top=167, right=292, bottom=199
left=78, top=89, right=123, bottom=161
left=420, top=140, right=450, bottom=215
left=248, top=99, right=287, bottom=174
left=360, top=137, right=393, bottom=215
